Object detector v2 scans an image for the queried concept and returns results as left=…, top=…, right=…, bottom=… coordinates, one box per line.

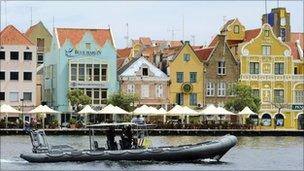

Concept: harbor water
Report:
left=1, top=135, right=303, bottom=170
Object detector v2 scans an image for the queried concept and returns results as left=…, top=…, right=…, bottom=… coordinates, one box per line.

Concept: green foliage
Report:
left=107, top=93, right=139, bottom=112
left=225, top=83, right=261, bottom=113
left=67, top=89, right=91, bottom=111
left=69, top=118, right=77, bottom=124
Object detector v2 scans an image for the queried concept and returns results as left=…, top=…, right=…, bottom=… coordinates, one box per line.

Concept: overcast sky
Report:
left=1, top=1, right=303, bottom=48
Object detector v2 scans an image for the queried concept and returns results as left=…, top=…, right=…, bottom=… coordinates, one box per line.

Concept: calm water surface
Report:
left=0, top=135, right=303, bottom=170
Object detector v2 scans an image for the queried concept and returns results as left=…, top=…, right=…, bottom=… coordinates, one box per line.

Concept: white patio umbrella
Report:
left=182, top=106, right=199, bottom=124
left=214, top=107, right=235, bottom=124
left=238, top=106, right=257, bottom=124
left=29, top=105, right=60, bottom=129
left=78, top=105, right=97, bottom=125
left=158, top=108, right=167, bottom=123
left=98, top=104, right=130, bottom=122
left=133, top=105, right=154, bottom=115
left=0, top=104, right=22, bottom=128
left=199, top=104, right=218, bottom=122
left=167, top=105, right=187, bottom=123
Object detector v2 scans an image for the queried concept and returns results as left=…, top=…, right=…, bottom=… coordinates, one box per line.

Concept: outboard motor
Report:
left=29, top=130, right=50, bottom=153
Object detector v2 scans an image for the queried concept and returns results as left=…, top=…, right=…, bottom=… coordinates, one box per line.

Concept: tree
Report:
left=225, top=83, right=261, bottom=113
left=67, top=89, right=91, bottom=112
left=107, top=93, right=139, bottom=112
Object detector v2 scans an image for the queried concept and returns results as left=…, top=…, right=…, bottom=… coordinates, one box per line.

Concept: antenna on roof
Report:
left=167, top=26, right=179, bottom=40
left=124, top=23, right=129, bottom=47
left=182, top=14, right=185, bottom=41
left=30, top=7, right=32, bottom=26
left=191, top=35, right=195, bottom=46
left=265, top=0, right=268, bottom=24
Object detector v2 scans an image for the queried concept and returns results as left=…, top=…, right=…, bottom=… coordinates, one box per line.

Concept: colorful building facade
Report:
left=0, top=25, right=37, bottom=122
left=118, top=56, right=169, bottom=108
left=168, top=41, right=204, bottom=107
left=43, top=27, right=118, bottom=118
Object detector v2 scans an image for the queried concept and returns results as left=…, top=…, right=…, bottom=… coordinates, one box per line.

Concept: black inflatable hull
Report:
left=20, top=135, right=237, bottom=163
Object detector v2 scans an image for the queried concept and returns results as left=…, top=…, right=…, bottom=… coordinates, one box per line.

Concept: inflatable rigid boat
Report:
left=20, top=133, right=237, bottom=163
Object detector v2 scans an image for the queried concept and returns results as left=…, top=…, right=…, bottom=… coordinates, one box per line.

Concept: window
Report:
left=78, top=64, right=85, bottom=81
left=234, top=25, right=240, bottom=34
left=71, top=64, right=77, bottom=81
left=250, top=62, right=259, bottom=74
left=23, top=92, right=32, bottom=101
left=176, top=72, right=183, bottom=83
left=101, top=89, right=107, bottom=99
left=0, top=71, right=5, bottom=80
left=0, top=92, right=4, bottom=100
left=141, top=84, right=149, bottom=98
left=24, top=52, right=32, bottom=60
left=37, top=38, right=45, bottom=52
left=262, top=45, right=271, bottom=56
left=274, top=63, right=284, bottom=75
left=0, top=51, right=5, bottom=60
left=10, top=72, right=19, bottom=80
left=142, top=67, right=148, bottom=76
left=86, top=64, right=93, bottom=81
left=218, top=82, right=226, bottom=96
left=9, top=92, right=19, bottom=102
left=23, top=72, right=32, bottom=81
left=155, top=84, right=163, bottom=98
left=37, top=54, right=43, bottom=64
left=206, top=82, right=215, bottom=96
left=294, top=67, right=298, bottom=74
left=295, top=90, right=304, bottom=103
left=101, top=64, right=107, bottom=81
left=93, top=88, right=99, bottom=104
left=127, top=84, right=135, bottom=94
left=274, top=89, right=284, bottom=103
left=10, top=51, right=19, bottom=60
left=264, top=30, right=270, bottom=37
left=176, top=93, right=184, bottom=105
left=190, top=72, right=197, bottom=83
left=85, top=43, right=91, bottom=49
left=217, top=61, right=226, bottom=75
left=190, top=93, right=197, bottom=106
left=183, top=53, right=190, bottom=61
left=252, top=89, right=260, bottom=98
left=93, top=64, right=100, bottom=81
left=86, top=89, right=92, bottom=99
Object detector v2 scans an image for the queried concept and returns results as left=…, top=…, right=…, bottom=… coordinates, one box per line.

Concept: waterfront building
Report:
left=0, top=25, right=37, bottom=122
left=118, top=56, right=169, bottom=108
left=25, top=21, right=53, bottom=107
left=239, top=23, right=297, bottom=129
left=43, top=27, right=118, bottom=121
left=196, top=34, right=240, bottom=107
left=168, top=41, right=204, bottom=107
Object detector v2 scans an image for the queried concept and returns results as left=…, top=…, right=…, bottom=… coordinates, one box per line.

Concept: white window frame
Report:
left=206, top=81, right=215, bottom=96
left=294, top=90, right=304, bottom=103
left=141, top=84, right=149, bottom=98
left=218, top=82, right=226, bottom=97
left=127, top=84, right=135, bottom=94
left=262, top=45, right=271, bottom=56
left=155, top=84, right=163, bottom=98
left=217, top=61, right=226, bottom=75
left=9, top=92, right=19, bottom=102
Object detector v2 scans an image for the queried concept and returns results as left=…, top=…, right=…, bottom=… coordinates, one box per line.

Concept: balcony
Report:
left=240, top=74, right=304, bottom=82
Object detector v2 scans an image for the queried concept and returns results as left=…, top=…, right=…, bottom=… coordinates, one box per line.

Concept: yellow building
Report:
left=168, top=41, right=204, bottom=107
left=239, top=23, right=303, bottom=129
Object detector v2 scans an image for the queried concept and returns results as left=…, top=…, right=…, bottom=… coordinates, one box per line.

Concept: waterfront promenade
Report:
left=1, top=128, right=303, bottom=136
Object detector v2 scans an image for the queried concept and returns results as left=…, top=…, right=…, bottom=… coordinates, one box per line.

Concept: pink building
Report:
left=118, top=56, right=169, bottom=109
left=0, top=25, right=37, bottom=120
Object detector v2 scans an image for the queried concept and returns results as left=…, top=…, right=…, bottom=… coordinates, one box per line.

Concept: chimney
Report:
left=217, top=34, right=226, bottom=43
left=184, top=40, right=190, bottom=45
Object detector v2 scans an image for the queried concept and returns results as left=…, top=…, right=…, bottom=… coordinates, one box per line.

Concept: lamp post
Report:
left=20, top=98, right=24, bottom=128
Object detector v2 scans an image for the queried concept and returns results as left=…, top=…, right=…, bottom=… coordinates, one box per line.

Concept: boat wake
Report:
left=0, top=159, right=28, bottom=164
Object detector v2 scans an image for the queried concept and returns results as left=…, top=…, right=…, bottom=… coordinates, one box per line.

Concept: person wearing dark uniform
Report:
left=106, top=126, right=117, bottom=150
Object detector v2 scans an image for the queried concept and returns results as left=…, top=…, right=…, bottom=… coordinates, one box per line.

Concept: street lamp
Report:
left=20, top=98, right=24, bottom=128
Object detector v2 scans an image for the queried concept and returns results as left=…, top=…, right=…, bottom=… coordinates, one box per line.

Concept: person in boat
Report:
left=125, top=125, right=133, bottom=149
left=106, top=126, right=117, bottom=150
left=120, top=126, right=127, bottom=150
left=131, top=115, right=145, bottom=147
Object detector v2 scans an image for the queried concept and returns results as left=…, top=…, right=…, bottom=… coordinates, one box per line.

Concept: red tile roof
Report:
left=117, top=47, right=132, bottom=58
left=117, top=57, right=127, bottom=69
left=56, top=27, right=113, bottom=47
left=289, top=32, right=304, bottom=60
left=139, top=37, right=152, bottom=46
left=195, top=47, right=214, bottom=62
left=0, top=25, right=34, bottom=45
left=169, top=41, right=183, bottom=47
left=244, top=28, right=260, bottom=42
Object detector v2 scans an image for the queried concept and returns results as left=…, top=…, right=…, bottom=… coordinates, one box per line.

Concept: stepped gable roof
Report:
left=289, top=32, right=304, bottom=60
left=117, top=47, right=132, bottom=58
left=0, top=25, right=34, bottom=45
left=195, top=47, right=214, bottom=62
left=56, top=27, right=113, bottom=47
